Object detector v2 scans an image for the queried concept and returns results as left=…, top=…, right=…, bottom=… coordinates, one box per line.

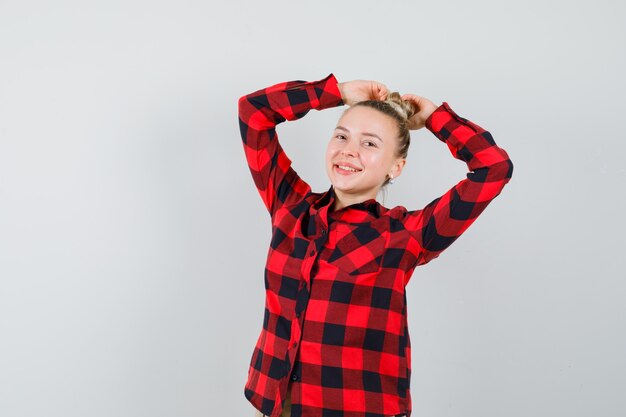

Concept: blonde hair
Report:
left=350, top=92, right=415, bottom=186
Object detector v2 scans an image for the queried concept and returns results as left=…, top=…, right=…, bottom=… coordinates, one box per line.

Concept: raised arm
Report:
left=399, top=96, right=514, bottom=267
left=238, top=74, right=344, bottom=217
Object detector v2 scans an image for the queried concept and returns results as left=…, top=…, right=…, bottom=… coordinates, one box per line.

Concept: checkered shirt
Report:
left=238, top=73, right=513, bottom=417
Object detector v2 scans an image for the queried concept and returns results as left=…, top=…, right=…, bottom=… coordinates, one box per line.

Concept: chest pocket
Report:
left=326, top=223, right=388, bottom=275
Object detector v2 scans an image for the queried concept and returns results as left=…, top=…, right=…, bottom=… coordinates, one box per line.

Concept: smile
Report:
left=334, top=164, right=362, bottom=175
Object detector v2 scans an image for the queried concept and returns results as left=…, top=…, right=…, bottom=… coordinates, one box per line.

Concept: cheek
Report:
left=363, top=152, right=385, bottom=167
left=362, top=151, right=393, bottom=175
left=325, top=142, right=337, bottom=161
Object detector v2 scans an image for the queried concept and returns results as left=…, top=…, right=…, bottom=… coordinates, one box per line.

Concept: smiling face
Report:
left=325, top=106, right=406, bottom=207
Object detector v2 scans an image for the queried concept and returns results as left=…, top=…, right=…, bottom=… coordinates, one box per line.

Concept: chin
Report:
left=330, top=179, right=362, bottom=194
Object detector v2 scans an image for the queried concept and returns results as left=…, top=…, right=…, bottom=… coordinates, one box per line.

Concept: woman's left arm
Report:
left=400, top=96, right=514, bottom=267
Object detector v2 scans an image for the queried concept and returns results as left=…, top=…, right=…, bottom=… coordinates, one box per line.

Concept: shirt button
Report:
left=309, top=250, right=315, bottom=256
left=291, top=373, right=298, bottom=381
left=321, top=229, right=327, bottom=236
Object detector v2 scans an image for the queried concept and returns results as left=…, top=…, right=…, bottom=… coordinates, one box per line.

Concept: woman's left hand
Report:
left=401, top=94, right=438, bottom=130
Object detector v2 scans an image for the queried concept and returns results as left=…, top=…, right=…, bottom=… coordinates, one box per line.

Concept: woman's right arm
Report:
left=238, top=74, right=344, bottom=217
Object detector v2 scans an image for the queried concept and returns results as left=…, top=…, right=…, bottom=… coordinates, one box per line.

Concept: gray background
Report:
left=1, top=0, right=624, bottom=416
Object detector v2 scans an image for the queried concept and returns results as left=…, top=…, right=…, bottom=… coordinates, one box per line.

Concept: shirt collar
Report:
left=314, top=185, right=382, bottom=223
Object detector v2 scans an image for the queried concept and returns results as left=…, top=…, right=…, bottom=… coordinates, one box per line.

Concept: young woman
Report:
left=238, top=74, right=513, bottom=417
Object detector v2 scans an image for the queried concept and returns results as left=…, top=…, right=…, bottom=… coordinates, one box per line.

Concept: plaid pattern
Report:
left=238, top=74, right=513, bottom=417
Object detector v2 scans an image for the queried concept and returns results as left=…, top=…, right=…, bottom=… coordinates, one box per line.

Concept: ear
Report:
left=389, top=157, right=406, bottom=179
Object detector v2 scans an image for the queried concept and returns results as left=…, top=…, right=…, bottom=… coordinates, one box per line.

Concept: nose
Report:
left=340, top=140, right=359, bottom=157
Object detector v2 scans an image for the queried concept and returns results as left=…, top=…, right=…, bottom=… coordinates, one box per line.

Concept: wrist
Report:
left=424, top=105, right=437, bottom=121
left=337, top=82, right=346, bottom=102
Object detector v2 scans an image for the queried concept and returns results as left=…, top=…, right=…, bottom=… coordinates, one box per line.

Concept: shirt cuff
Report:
left=314, top=73, right=345, bottom=110
left=425, top=102, right=476, bottom=141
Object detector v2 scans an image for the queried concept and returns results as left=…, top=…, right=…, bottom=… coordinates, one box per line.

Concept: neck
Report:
left=332, top=188, right=377, bottom=211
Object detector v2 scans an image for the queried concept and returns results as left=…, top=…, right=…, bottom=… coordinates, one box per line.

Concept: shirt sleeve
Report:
left=401, top=102, right=514, bottom=266
left=238, top=73, right=344, bottom=217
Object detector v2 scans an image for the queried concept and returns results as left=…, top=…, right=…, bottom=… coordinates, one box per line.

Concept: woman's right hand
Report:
left=337, top=80, right=389, bottom=106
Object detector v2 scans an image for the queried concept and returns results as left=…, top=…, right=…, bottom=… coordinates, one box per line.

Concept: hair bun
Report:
left=385, top=92, right=415, bottom=121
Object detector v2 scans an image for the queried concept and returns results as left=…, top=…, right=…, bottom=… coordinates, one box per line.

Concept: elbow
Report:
left=502, top=157, right=514, bottom=181
left=492, top=147, right=514, bottom=181
left=498, top=144, right=514, bottom=180
left=238, top=95, right=249, bottom=114
left=493, top=158, right=514, bottom=185
left=238, top=94, right=260, bottom=126
left=491, top=157, right=514, bottom=194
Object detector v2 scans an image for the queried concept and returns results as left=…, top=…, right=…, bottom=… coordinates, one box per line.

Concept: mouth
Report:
left=334, top=163, right=363, bottom=175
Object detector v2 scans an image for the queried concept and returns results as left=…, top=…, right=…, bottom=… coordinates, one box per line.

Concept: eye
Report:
left=363, top=140, right=377, bottom=148
left=335, top=134, right=347, bottom=140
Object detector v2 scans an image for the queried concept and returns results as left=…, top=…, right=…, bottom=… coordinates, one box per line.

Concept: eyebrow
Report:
left=335, top=126, right=383, bottom=142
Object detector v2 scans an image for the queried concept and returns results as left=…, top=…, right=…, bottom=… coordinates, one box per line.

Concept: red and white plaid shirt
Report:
left=238, top=74, right=513, bottom=417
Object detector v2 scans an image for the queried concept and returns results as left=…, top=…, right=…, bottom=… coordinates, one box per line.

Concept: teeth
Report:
left=338, top=165, right=358, bottom=172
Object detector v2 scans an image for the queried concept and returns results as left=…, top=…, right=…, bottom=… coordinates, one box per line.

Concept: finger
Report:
left=402, top=94, right=424, bottom=109
left=401, top=93, right=420, bottom=102
left=380, top=87, right=389, bottom=101
left=375, top=82, right=388, bottom=100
